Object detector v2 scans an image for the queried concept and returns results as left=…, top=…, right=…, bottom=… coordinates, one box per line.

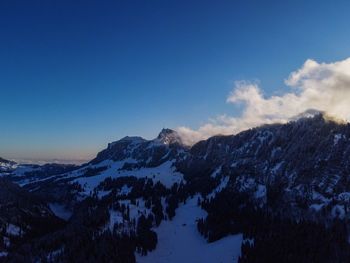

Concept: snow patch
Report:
left=6, top=224, right=21, bottom=236
left=210, top=166, right=222, bottom=178
left=207, top=176, right=229, bottom=199
left=120, top=185, right=133, bottom=195
left=271, top=161, right=284, bottom=174
left=254, top=184, right=266, bottom=199
left=333, top=133, right=345, bottom=145
left=109, top=210, right=124, bottom=230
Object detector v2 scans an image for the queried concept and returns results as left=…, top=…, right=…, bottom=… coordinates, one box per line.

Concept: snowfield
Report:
left=75, top=160, right=184, bottom=194
left=136, top=196, right=243, bottom=263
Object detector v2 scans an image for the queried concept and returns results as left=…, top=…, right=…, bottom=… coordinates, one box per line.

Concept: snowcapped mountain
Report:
left=156, top=128, right=185, bottom=145
left=182, top=112, right=350, bottom=219
left=0, top=157, right=17, bottom=173
left=0, top=162, right=78, bottom=187
left=90, top=128, right=187, bottom=167
left=3, top=113, right=350, bottom=262
left=13, top=129, right=189, bottom=198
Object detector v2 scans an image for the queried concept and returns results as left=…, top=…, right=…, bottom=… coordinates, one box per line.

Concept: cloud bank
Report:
left=177, top=57, right=350, bottom=145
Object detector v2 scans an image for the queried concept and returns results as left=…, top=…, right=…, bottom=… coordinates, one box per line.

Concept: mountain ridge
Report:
left=2, top=112, right=350, bottom=262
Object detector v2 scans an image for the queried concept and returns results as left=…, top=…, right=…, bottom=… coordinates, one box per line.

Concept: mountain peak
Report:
left=158, top=128, right=176, bottom=136
left=290, top=109, right=347, bottom=125
left=291, top=109, right=324, bottom=121
left=156, top=128, right=183, bottom=145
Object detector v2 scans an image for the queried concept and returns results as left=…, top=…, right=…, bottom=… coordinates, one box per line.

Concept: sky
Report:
left=1, top=0, right=350, bottom=163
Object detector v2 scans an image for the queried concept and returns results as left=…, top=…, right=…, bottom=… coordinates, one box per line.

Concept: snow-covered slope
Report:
left=181, top=113, right=350, bottom=220
left=74, top=159, right=183, bottom=194
left=11, top=115, right=350, bottom=222
left=2, top=163, right=78, bottom=187
left=136, top=196, right=242, bottom=263
left=5, top=115, right=350, bottom=261
left=90, top=128, right=187, bottom=167
left=21, top=129, right=188, bottom=196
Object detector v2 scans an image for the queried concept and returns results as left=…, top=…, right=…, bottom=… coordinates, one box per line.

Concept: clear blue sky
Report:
left=1, top=0, right=350, bottom=162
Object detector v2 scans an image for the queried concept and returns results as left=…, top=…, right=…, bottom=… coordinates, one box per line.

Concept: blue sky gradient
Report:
left=1, top=0, right=350, bottom=162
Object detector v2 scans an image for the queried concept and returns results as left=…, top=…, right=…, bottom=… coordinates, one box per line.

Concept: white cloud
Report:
left=177, top=57, right=350, bottom=145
